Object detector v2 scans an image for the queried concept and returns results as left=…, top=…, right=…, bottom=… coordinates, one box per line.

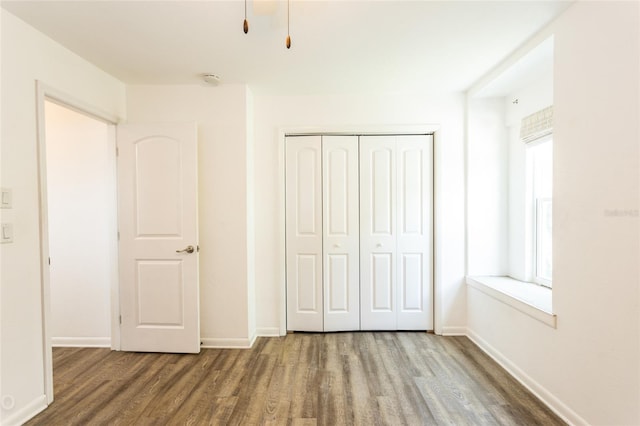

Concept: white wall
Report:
left=0, top=10, right=125, bottom=426
left=466, top=97, right=508, bottom=276
left=127, top=88, right=467, bottom=340
left=126, top=84, right=255, bottom=347
left=467, top=2, right=640, bottom=424
left=253, top=92, right=467, bottom=335
left=45, top=101, right=114, bottom=347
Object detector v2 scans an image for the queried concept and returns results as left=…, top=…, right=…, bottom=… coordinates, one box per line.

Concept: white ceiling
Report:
left=1, top=0, right=572, bottom=95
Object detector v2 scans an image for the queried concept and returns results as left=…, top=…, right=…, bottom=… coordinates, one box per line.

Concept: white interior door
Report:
left=360, top=135, right=433, bottom=330
left=360, top=136, right=398, bottom=330
left=323, top=136, right=360, bottom=331
left=396, top=135, right=433, bottom=330
left=285, top=136, right=323, bottom=332
left=117, top=123, right=200, bottom=353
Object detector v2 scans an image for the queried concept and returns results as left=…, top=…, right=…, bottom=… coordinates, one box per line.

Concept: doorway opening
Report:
left=36, top=83, right=119, bottom=404
left=44, top=100, right=116, bottom=347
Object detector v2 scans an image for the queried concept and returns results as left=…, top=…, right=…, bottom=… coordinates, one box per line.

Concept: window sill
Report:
left=466, top=276, right=557, bottom=328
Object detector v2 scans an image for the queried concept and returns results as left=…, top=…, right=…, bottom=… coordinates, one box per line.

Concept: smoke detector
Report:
left=202, top=73, right=221, bottom=86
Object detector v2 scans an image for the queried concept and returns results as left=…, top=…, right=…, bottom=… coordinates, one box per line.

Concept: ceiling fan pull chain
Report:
left=286, top=0, right=291, bottom=49
left=243, top=0, right=249, bottom=34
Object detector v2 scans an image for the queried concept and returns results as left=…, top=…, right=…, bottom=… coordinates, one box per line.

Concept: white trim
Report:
left=432, top=128, right=443, bottom=335
left=35, top=81, right=120, bottom=405
left=278, top=125, right=442, bottom=335
left=106, top=123, right=122, bottom=351
left=534, top=197, right=553, bottom=287
left=462, top=95, right=470, bottom=282
left=280, top=124, right=439, bottom=137
left=200, top=336, right=256, bottom=349
left=51, top=337, right=111, bottom=347
left=466, top=329, right=587, bottom=426
left=35, top=81, right=54, bottom=404
left=256, top=327, right=281, bottom=337
left=466, top=276, right=556, bottom=328
left=278, top=127, right=287, bottom=337
left=37, top=83, right=121, bottom=125
left=0, top=394, right=47, bottom=426
left=441, top=326, right=467, bottom=336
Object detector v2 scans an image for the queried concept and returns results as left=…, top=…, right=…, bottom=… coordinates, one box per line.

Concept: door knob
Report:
left=176, top=245, right=195, bottom=254
left=333, top=243, right=341, bottom=248
left=376, top=243, right=383, bottom=248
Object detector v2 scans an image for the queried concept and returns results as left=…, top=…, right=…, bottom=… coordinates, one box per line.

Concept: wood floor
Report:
left=27, top=332, right=565, bottom=425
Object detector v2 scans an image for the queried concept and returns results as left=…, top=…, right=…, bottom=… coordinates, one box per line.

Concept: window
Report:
left=528, top=138, right=552, bottom=287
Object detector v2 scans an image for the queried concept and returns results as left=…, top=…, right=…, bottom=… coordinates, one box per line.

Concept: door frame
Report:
left=278, top=125, right=443, bottom=336
left=35, top=81, right=121, bottom=404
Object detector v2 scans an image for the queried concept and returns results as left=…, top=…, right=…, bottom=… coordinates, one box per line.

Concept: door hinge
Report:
left=117, top=231, right=120, bottom=240
left=119, top=315, right=122, bottom=325
left=116, top=147, right=119, bottom=157
left=48, top=257, right=51, bottom=265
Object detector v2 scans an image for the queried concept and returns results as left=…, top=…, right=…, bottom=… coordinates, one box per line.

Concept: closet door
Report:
left=360, top=136, right=397, bottom=330
left=323, top=136, right=360, bottom=331
left=285, top=136, right=323, bottom=331
left=360, top=135, right=433, bottom=330
left=396, top=135, right=433, bottom=330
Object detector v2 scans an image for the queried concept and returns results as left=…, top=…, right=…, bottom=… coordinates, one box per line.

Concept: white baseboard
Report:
left=256, top=327, right=281, bottom=337
left=440, top=326, right=467, bottom=336
left=52, top=337, right=111, bottom=347
left=1, top=394, right=47, bottom=426
left=466, top=328, right=586, bottom=426
left=201, top=337, right=255, bottom=349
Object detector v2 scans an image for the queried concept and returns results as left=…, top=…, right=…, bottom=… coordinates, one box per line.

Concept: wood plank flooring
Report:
left=26, top=332, right=565, bottom=425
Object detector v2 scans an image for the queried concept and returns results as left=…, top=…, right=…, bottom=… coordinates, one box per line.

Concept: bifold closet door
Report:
left=287, top=134, right=432, bottom=332
left=285, top=136, right=323, bottom=331
left=360, top=135, right=433, bottom=330
left=323, top=136, right=359, bottom=331
left=285, top=135, right=359, bottom=332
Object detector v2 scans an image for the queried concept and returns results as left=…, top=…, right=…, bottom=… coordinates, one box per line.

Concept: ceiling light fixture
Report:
left=286, top=0, right=291, bottom=49
left=243, top=0, right=249, bottom=34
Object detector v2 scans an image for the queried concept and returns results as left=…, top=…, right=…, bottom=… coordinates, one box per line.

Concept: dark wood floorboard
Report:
left=26, top=332, right=566, bottom=426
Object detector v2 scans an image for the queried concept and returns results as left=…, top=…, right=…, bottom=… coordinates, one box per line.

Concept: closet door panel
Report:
left=286, top=136, right=323, bottom=331
left=326, top=254, right=348, bottom=311
left=360, top=136, right=397, bottom=330
left=396, top=135, right=433, bottom=330
left=323, top=136, right=360, bottom=331
left=295, top=254, right=320, bottom=311
left=372, top=253, right=393, bottom=310
left=371, top=149, right=394, bottom=235
left=400, top=253, right=423, bottom=310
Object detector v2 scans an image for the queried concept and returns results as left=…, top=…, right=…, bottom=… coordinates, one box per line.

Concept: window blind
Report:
left=520, top=105, right=553, bottom=143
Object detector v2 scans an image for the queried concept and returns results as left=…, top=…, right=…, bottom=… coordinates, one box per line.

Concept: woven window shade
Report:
left=520, top=105, right=553, bottom=143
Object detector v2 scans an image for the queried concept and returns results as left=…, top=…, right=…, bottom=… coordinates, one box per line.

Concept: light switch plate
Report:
left=1, top=223, right=13, bottom=243
left=1, top=188, right=12, bottom=209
